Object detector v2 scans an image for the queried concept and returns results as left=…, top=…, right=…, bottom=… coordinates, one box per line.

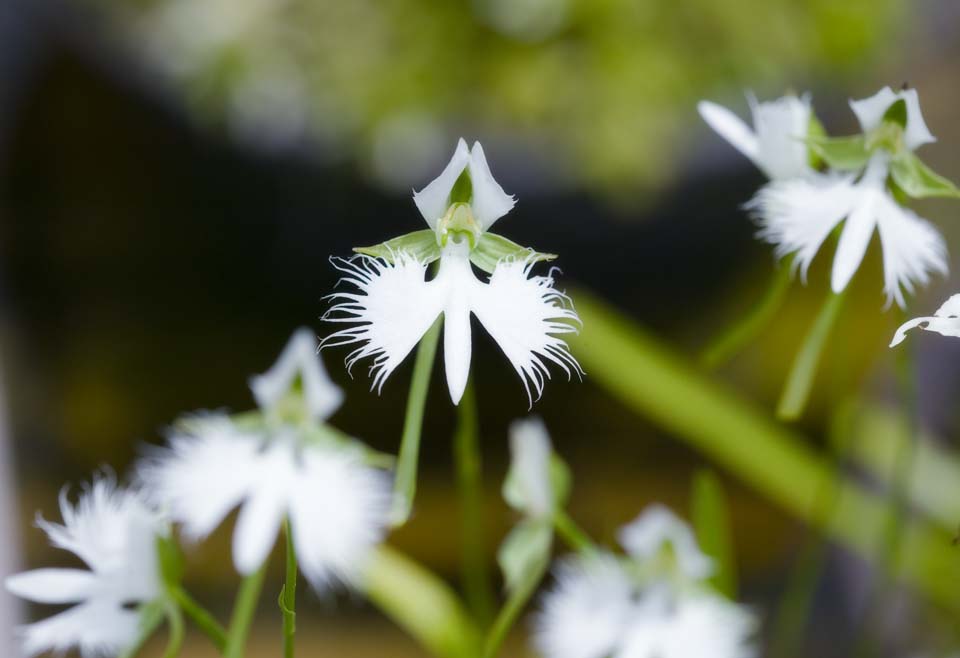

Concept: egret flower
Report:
left=324, top=139, right=582, bottom=406
left=138, top=329, right=391, bottom=589
left=751, top=87, right=948, bottom=307
left=5, top=479, right=165, bottom=658
left=698, top=93, right=814, bottom=180
left=891, top=294, right=960, bottom=347
left=617, top=504, right=713, bottom=581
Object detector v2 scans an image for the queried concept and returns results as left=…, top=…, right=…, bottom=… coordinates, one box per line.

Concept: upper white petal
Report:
left=249, top=327, right=344, bottom=422
left=618, top=504, right=713, bottom=581
left=750, top=93, right=812, bottom=180
left=413, top=138, right=470, bottom=228
left=507, top=416, right=554, bottom=517
left=6, top=569, right=99, bottom=604
left=698, top=101, right=760, bottom=166
left=467, top=141, right=516, bottom=231
left=471, top=259, right=583, bottom=406
left=850, top=86, right=935, bottom=150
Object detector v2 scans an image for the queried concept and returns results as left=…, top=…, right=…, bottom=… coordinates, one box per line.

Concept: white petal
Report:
left=830, top=192, right=877, bottom=294
left=6, top=569, right=98, bottom=604
left=231, top=441, right=292, bottom=575
left=323, top=253, right=446, bottom=394
left=467, top=141, right=516, bottom=231
left=618, top=504, right=713, bottom=580
left=507, top=416, right=554, bottom=517
left=412, top=138, right=470, bottom=228
left=471, top=259, right=583, bottom=406
left=16, top=601, right=141, bottom=658
left=697, top=101, right=760, bottom=165
left=137, top=418, right=259, bottom=542
left=443, top=297, right=473, bottom=405
left=850, top=86, right=899, bottom=135
left=535, top=553, right=635, bottom=658
left=289, top=446, right=391, bottom=589
left=935, top=294, right=960, bottom=318
left=900, top=87, right=937, bottom=150
left=891, top=316, right=960, bottom=347
left=751, top=93, right=812, bottom=180
left=850, top=86, right=935, bottom=150
left=750, top=174, right=856, bottom=281
left=874, top=191, right=948, bottom=308
left=249, top=327, right=343, bottom=422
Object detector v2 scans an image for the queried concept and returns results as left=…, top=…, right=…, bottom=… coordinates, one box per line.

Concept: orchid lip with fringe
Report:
left=322, top=245, right=583, bottom=407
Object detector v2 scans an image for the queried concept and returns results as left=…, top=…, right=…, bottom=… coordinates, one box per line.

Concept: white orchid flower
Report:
left=5, top=479, right=165, bottom=658
left=891, top=293, right=960, bottom=347
left=324, top=139, right=582, bottom=406
left=617, top=504, right=713, bottom=581
left=698, top=93, right=813, bottom=180
left=138, top=329, right=391, bottom=589
left=750, top=87, right=948, bottom=308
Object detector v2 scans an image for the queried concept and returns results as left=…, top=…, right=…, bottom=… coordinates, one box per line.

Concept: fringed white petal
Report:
left=874, top=190, right=948, bottom=308
left=249, top=327, right=343, bottom=422
left=289, top=447, right=391, bottom=589
left=891, top=294, right=960, bottom=346
left=17, top=601, right=141, bottom=658
left=697, top=101, right=760, bottom=165
left=467, top=141, right=516, bottom=231
left=535, top=553, right=635, bottom=658
left=472, top=259, right=583, bottom=406
left=323, top=253, right=445, bottom=394
left=413, top=138, right=470, bottom=228
left=618, top=504, right=713, bottom=581
left=507, top=416, right=554, bottom=517
left=750, top=175, right=858, bottom=281
left=850, top=86, right=935, bottom=150
left=750, top=93, right=812, bottom=181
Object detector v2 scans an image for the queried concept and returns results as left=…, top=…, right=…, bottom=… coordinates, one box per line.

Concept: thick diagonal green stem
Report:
left=568, top=290, right=960, bottom=614
left=281, top=519, right=297, bottom=658
left=364, top=545, right=481, bottom=658
left=777, top=290, right=846, bottom=421
left=391, top=318, right=442, bottom=525
left=454, top=377, right=494, bottom=627
left=702, top=262, right=792, bottom=369
left=224, top=563, right=268, bottom=658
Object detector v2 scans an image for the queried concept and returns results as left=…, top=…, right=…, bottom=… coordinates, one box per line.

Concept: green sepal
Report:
left=806, top=114, right=828, bottom=170
left=156, top=534, right=185, bottom=586
left=497, top=519, right=553, bottom=592
left=118, top=599, right=166, bottom=658
left=889, top=152, right=960, bottom=199
left=354, top=230, right=441, bottom=264
left=449, top=168, right=473, bottom=205
left=470, top=233, right=557, bottom=274
left=805, top=134, right=870, bottom=171
left=883, top=98, right=908, bottom=128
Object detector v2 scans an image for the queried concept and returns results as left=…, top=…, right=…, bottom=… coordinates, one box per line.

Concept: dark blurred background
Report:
left=4, top=0, right=960, bottom=656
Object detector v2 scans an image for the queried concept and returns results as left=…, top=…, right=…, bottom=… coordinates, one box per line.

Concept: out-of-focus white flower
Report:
left=5, top=479, right=164, bottom=658
left=617, top=504, right=713, bottom=581
left=324, top=140, right=582, bottom=406
left=891, top=294, right=960, bottom=347
left=138, top=329, right=391, bottom=589
left=505, top=416, right=555, bottom=518
left=698, top=93, right=813, bottom=180
left=850, top=86, right=935, bottom=151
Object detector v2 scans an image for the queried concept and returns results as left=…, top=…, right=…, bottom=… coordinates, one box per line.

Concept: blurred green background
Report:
left=3, top=0, right=960, bottom=656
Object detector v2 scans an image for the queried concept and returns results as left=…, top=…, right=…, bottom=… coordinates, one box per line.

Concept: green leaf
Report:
left=889, top=152, right=960, bottom=199
left=354, top=230, right=441, bottom=264
left=805, top=134, right=870, bottom=171
left=497, top=520, right=553, bottom=592
left=690, top=470, right=737, bottom=597
left=470, top=233, right=556, bottom=274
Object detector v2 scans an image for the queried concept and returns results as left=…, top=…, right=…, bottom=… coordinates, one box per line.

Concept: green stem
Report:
left=119, top=601, right=166, bottom=658
left=281, top=519, right=297, bottom=658
left=224, top=563, right=268, bottom=658
left=391, top=317, right=442, bottom=525
left=553, top=509, right=596, bottom=554
left=161, top=601, right=185, bottom=658
left=702, top=261, right=792, bottom=369
left=454, top=377, right=494, bottom=628
left=169, top=586, right=228, bottom=651
left=364, top=545, right=481, bottom=658
left=777, top=290, right=846, bottom=421
left=482, top=557, right=549, bottom=658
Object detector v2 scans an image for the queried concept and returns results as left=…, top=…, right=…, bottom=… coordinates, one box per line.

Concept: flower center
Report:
left=437, top=202, right=481, bottom=249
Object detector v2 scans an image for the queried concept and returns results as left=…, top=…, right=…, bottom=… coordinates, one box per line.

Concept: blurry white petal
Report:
left=875, top=193, right=948, bottom=309
left=850, top=86, right=935, bottom=150
left=698, top=101, right=760, bottom=164
left=891, top=294, right=960, bottom=346
left=289, top=447, right=391, bottom=589
left=413, top=138, right=470, bottom=228
left=830, top=194, right=877, bottom=294
left=5, top=569, right=98, bottom=604
left=249, top=328, right=343, bottom=422
left=467, top=141, right=516, bottom=231
left=618, top=504, right=713, bottom=580
left=750, top=93, right=812, bottom=180
left=507, top=416, right=554, bottom=517
left=18, top=601, right=141, bottom=658
left=231, top=441, right=292, bottom=575
left=472, top=259, right=583, bottom=406
left=323, top=253, right=445, bottom=394
left=535, top=553, right=635, bottom=658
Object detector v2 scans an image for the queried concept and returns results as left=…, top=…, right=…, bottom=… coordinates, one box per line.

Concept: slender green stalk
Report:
left=281, top=519, right=297, bottom=658
left=702, top=262, right=792, bottom=369
left=482, top=557, right=549, bottom=658
left=161, top=601, right=185, bottom=658
left=777, top=290, right=846, bottom=421
left=364, top=545, right=481, bottom=658
left=224, top=563, right=268, bottom=658
left=169, top=586, right=228, bottom=651
left=119, top=601, right=166, bottom=658
left=454, top=377, right=494, bottom=628
left=553, top=509, right=596, bottom=554
left=391, top=317, right=442, bottom=525
left=690, top=470, right=737, bottom=597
